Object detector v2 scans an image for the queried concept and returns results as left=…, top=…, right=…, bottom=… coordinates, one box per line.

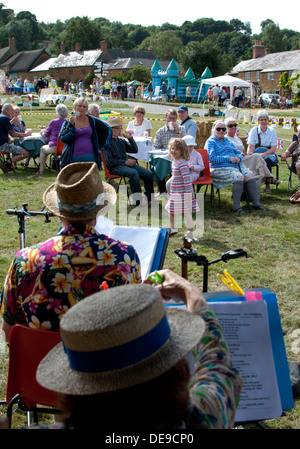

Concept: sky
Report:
left=6, top=0, right=300, bottom=36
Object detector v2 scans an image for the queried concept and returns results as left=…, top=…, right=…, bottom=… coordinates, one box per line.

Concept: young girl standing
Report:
left=165, top=138, right=199, bottom=238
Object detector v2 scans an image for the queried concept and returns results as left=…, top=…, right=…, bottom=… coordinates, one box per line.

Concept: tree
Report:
left=179, top=39, right=231, bottom=78
left=127, top=65, right=151, bottom=83
left=261, top=22, right=284, bottom=53
left=138, top=30, right=183, bottom=60
left=58, top=17, right=102, bottom=52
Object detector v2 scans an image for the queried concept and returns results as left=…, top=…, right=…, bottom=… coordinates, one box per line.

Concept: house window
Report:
left=55, top=69, right=59, bottom=74
left=256, top=71, right=260, bottom=81
left=68, top=70, right=73, bottom=76
left=80, top=69, right=85, bottom=75
left=245, top=72, right=251, bottom=81
left=268, top=72, right=274, bottom=80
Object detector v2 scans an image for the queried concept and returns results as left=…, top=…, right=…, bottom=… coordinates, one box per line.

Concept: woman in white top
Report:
left=126, top=105, right=152, bottom=137
left=225, top=117, right=281, bottom=194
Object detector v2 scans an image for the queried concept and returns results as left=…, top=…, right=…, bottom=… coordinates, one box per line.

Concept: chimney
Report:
left=253, top=41, right=265, bottom=59
left=265, top=43, right=271, bottom=55
left=60, top=42, right=65, bottom=54
left=75, top=42, right=80, bottom=52
left=100, top=40, right=107, bottom=52
left=8, top=37, right=16, bottom=52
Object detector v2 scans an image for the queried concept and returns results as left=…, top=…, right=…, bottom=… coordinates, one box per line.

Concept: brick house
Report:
left=0, top=37, right=49, bottom=81
left=228, top=42, right=300, bottom=98
left=31, top=40, right=175, bottom=83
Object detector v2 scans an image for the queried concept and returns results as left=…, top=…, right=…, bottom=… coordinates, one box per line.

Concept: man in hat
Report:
left=177, top=105, right=197, bottom=140
left=0, top=162, right=141, bottom=341
left=35, top=269, right=242, bottom=429
left=103, top=117, right=154, bottom=206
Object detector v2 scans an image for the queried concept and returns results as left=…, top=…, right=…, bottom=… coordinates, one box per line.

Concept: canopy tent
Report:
left=198, top=75, right=253, bottom=103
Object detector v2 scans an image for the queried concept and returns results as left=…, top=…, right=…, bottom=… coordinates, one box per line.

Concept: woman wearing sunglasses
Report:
left=206, top=120, right=265, bottom=215
left=225, top=117, right=281, bottom=195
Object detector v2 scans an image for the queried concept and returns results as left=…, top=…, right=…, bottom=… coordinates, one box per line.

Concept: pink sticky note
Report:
left=246, top=291, right=263, bottom=301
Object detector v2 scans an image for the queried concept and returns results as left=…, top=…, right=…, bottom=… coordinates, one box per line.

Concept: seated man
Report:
left=153, top=108, right=186, bottom=194
left=0, top=162, right=141, bottom=340
left=104, top=117, right=154, bottom=206
left=177, top=105, right=197, bottom=139
left=153, top=108, right=186, bottom=150
left=0, top=103, right=31, bottom=170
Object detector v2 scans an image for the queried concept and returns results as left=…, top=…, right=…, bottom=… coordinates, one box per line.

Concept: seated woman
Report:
left=35, top=269, right=242, bottom=429
left=126, top=105, right=152, bottom=137
left=225, top=117, right=281, bottom=192
left=281, top=124, right=300, bottom=179
left=247, top=110, right=279, bottom=194
left=36, top=104, right=69, bottom=175
left=59, top=97, right=112, bottom=170
left=206, top=120, right=265, bottom=215
left=10, top=106, right=28, bottom=141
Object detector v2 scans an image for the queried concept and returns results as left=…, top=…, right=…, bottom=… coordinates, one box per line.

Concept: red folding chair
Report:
left=100, top=150, right=129, bottom=197
left=3, top=325, right=61, bottom=428
left=192, top=149, right=220, bottom=208
left=49, top=137, right=65, bottom=172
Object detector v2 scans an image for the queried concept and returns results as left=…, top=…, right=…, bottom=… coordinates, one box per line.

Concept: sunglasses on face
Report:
left=227, top=124, right=237, bottom=128
left=216, top=127, right=226, bottom=132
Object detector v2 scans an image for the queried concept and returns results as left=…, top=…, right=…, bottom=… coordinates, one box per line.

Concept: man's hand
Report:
left=125, top=157, right=136, bottom=166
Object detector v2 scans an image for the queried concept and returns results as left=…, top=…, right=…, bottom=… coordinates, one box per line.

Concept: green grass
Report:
left=0, top=99, right=299, bottom=428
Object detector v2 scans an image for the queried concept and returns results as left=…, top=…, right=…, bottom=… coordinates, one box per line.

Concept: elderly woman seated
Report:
left=37, top=104, right=69, bottom=175
left=247, top=110, right=279, bottom=194
left=206, top=120, right=265, bottom=215
left=281, top=124, right=300, bottom=180
left=225, top=117, right=281, bottom=194
left=126, top=105, right=152, bottom=137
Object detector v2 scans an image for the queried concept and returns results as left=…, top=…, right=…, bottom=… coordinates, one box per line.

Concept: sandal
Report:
left=270, top=178, right=282, bottom=186
left=265, top=186, right=272, bottom=194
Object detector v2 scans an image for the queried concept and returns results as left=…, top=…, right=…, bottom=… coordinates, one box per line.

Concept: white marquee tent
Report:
left=198, top=75, right=253, bottom=102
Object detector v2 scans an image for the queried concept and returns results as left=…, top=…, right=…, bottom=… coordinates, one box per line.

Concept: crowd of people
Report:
left=0, top=93, right=298, bottom=430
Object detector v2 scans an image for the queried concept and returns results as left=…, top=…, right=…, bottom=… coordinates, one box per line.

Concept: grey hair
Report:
left=257, top=110, right=269, bottom=121
left=2, top=103, right=12, bottom=113
left=224, top=117, right=236, bottom=126
left=166, top=108, right=178, bottom=119
left=211, top=120, right=226, bottom=135
left=88, top=103, right=100, bottom=114
left=55, top=104, right=69, bottom=118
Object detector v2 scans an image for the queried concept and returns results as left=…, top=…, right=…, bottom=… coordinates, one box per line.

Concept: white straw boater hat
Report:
left=43, top=162, right=116, bottom=221
left=36, top=284, right=205, bottom=395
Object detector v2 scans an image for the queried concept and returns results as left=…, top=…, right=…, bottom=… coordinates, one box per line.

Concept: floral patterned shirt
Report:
left=0, top=223, right=141, bottom=331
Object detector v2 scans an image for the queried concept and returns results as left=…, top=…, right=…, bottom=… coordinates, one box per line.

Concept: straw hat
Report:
left=43, top=162, right=116, bottom=222
left=107, top=117, right=122, bottom=128
left=36, top=283, right=205, bottom=395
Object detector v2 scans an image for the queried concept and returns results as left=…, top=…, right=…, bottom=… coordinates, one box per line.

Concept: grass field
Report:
left=0, top=98, right=299, bottom=429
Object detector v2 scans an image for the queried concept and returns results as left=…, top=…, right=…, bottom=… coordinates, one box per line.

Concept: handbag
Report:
left=289, top=190, right=300, bottom=204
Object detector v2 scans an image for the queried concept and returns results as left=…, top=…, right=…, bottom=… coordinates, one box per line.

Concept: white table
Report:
left=127, top=137, right=152, bottom=162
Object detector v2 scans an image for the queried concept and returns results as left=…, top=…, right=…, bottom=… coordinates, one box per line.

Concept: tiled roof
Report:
left=229, top=50, right=300, bottom=74
left=4, top=49, right=49, bottom=72
left=50, top=50, right=102, bottom=68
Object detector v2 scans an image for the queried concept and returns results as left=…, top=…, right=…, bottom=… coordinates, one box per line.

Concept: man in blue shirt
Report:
left=177, top=106, right=198, bottom=140
left=0, top=103, right=31, bottom=170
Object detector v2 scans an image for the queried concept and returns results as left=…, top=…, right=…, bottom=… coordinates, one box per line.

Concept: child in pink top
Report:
left=165, top=138, right=199, bottom=239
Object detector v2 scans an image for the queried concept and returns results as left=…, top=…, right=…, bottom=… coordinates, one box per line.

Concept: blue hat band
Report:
left=63, top=314, right=171, bottom=373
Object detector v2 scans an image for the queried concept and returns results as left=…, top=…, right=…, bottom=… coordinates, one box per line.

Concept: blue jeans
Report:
left=254, top=147, right=278, bottom=172
left=111, top=164, right=154, bottom=201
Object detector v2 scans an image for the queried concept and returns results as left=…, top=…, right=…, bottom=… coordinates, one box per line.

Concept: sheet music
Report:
left=209, top=300, right=282, bottom=422
left=96, top=217, right=161, bottom=280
